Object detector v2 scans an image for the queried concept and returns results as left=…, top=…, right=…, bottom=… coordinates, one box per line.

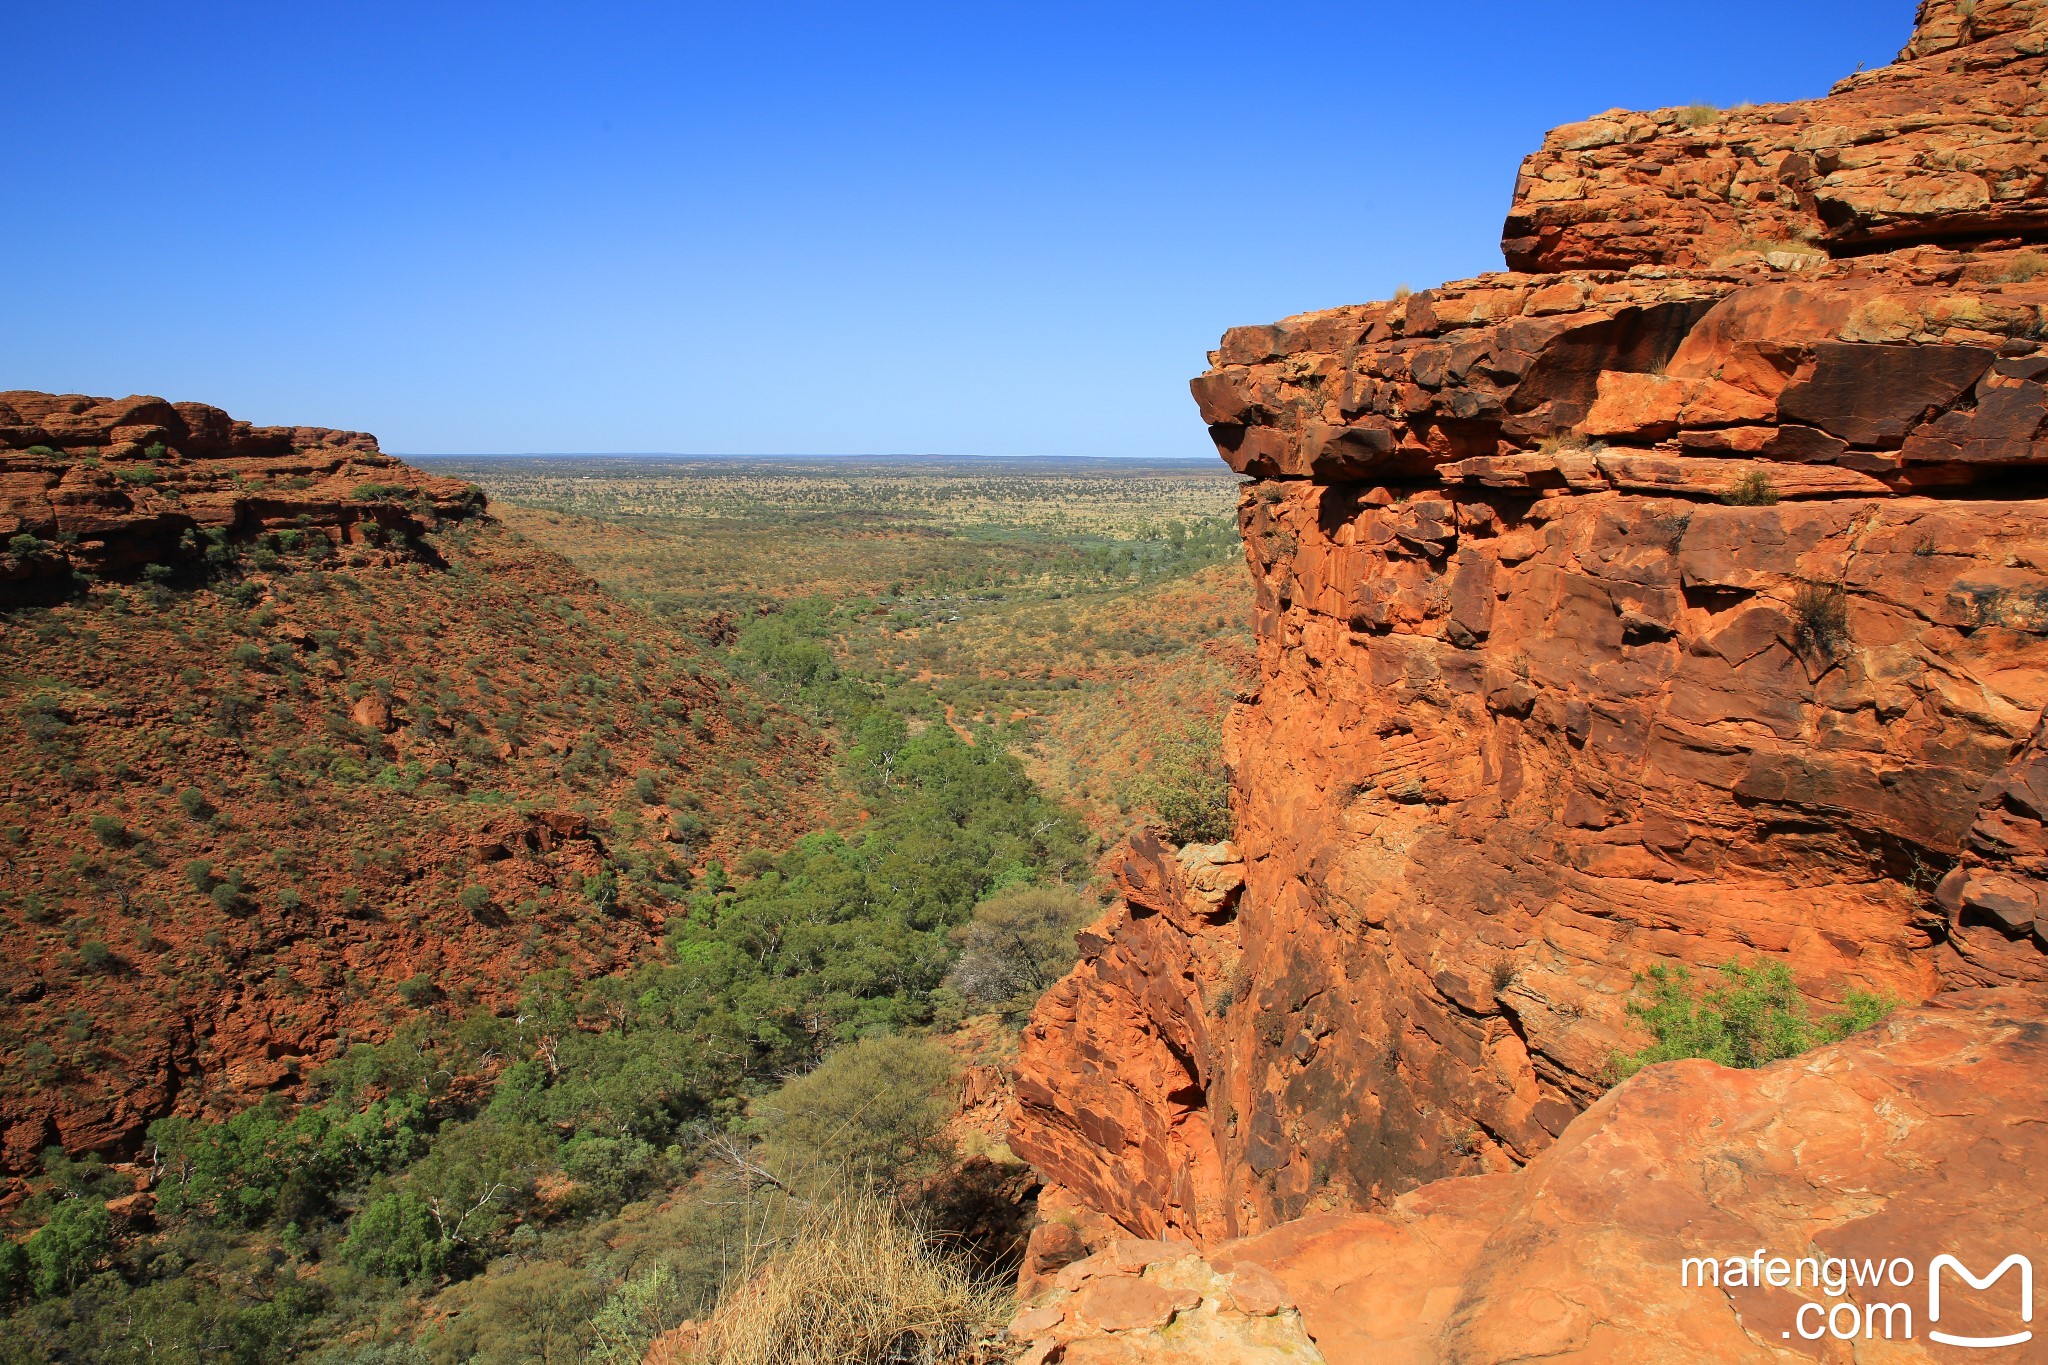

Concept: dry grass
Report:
left=1536, top=432, right=1606, bottom=457
left=695, top=1196, right=1010, bottom=1365
left=1998, top=250, right=2048, bottom=284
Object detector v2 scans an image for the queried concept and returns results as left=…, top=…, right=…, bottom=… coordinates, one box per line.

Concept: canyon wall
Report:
left=1013, top=0, right=2048, bottom=1244
left=0, top=389, right=480, bottom=589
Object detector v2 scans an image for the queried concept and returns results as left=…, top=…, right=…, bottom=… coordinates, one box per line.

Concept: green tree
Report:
left=1132, top=723, right=1233, bottom=844
left=582, top=867, right=619, bottom=914
left=341, top=1189, right=447, bottom=1283
left=0, top=1238, right=27, bottom=1302
left=26, top=1198, right=111, bottom=1297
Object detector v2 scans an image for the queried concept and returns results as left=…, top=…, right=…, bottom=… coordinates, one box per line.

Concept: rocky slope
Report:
left=1013, top=986, right=2048, bottom=1364
left=1013, top=0, right=2048, bottom=1271
left=0, top=390, right=478, bottom=589
left=0, top=395, right=822, bottom=1189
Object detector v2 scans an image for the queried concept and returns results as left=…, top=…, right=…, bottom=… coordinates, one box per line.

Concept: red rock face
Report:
left=1503, top=0, right=2048, bottom=272
left=0, top=391, right=480, bottom=588
left=1017, top=989, right=2048, bottom=1361
left=1224, top=988, right=2048, bottom=1364
left=1013, top=2, right=2048, bottom=1248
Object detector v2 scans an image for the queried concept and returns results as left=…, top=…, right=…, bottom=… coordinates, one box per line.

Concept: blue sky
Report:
left=5, top=2, right=1909, bottom=456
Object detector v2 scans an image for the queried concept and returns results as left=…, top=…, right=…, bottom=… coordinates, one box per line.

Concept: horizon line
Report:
left=404, top=450, right=1229, bottom=463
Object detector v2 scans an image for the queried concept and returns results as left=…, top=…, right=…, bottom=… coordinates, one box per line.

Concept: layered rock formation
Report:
left=0, top=390, right=481, bottom=588
left=1013, top=0, right=2048, bottom=1261
left=1022, top=987, right=2048, bottom=1364
left=1505, top=0, right=2048, bottom=271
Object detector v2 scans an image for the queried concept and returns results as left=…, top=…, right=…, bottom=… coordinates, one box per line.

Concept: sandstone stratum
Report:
left=0, top=398, right=821, bottom=1192
left=0, top=390, right=478, bottom=587
left=1009, top=1, right=2048, bottom=1359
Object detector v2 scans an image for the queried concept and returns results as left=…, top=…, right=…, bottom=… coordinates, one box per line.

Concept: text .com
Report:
left=1681, top=1251, right=2032, bottom=1348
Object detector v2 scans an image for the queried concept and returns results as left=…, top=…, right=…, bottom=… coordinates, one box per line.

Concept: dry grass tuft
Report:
left=1536, top=432, right=1606, bottom=457
left=695, top=1196, right=1010, bottom=1365
left=1997, top=250, right=2048, bottom=284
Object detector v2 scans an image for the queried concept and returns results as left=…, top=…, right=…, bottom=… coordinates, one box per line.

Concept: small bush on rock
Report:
left=1613, top=960, right=1893, bottom=1079
left=1724, top=469, right=1780, bottom=506
left=1130, top=722, right=1233, bottom=845
left=1791, top=581, right=1851, bottom=656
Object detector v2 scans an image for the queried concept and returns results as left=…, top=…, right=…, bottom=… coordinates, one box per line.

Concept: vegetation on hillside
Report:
left=0, top=521, right=823, bottom=1175
left=0, top=699, right=1088, bottom=1360
left=437, top=456, right=1255, bottom=836
left=2, top=456, right=1251, bottom=1362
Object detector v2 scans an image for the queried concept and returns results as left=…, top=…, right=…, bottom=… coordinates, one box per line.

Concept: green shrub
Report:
left=1724, top=469, right=1780, bottom=506
left=19, top=693, right=69, bottom=748
left=78, top=939, right=114, bottom=972
left=559, top=1134, right=662, bottom=1210
left=6, top=533, right=42, bottom=557
left=184, top=858, right=216, bottom=892
left=396, top=973, right=438, bottom=1007
left=458, top=884, right=493, bottom=916
left=1131, top=723, right=1233, bottom=845
left=667, top=809, right=706, bottom=849
left=752, top=1034, right=957, bottom=1192
left=1613, top=960, right=1893, bottom=1078
left=177, top=786, right=213, bottom=819
left=88, top=814, right=129, bottom=848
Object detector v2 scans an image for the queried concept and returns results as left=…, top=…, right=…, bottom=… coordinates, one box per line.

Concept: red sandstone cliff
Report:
left=1012, top=0, right=2048, bottom=1271
left=0, top=390, right=479, bottom=589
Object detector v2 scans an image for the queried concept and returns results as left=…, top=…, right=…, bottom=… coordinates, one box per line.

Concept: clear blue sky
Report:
left=5, top=2, right=1910, bottom=456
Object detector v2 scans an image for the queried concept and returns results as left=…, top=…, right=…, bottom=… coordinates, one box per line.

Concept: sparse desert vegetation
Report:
left=437, top=455, right=1255, bottom=835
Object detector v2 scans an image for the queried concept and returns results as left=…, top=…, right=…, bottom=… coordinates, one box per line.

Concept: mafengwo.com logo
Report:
left=1681, top=1249, right=2032, bottom=1348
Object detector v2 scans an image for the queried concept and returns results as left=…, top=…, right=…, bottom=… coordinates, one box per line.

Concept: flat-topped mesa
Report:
left=1012, top=2, right=2048, bottom=1252
left=0, top=391, right=482, bottom=587
left=1504, top=0, right=2048, bottom=272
